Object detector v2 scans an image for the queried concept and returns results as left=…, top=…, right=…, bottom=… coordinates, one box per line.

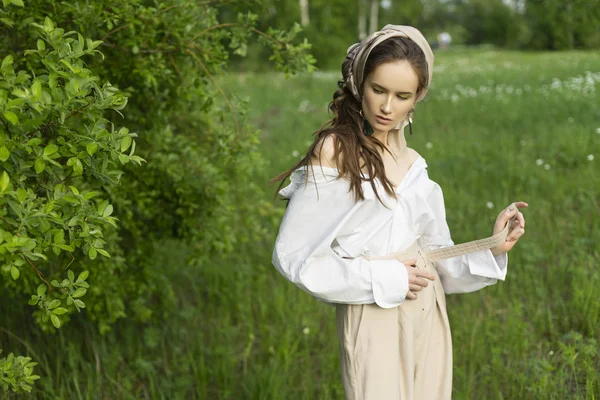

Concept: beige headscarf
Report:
left=344, top=25, right=434, bottom=131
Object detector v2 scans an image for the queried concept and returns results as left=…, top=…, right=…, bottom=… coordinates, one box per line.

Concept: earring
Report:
left=408, top=108, right=415, bottom=135
left=359, top=109, right=374, bottom=136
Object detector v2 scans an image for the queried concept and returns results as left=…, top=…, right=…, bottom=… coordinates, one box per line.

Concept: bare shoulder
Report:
left=311, top=134, right=340, bottom=168
left=406, top=147, right=422, bottom=164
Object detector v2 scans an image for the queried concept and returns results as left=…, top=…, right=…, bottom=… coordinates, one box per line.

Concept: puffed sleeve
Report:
left=272, top=166, right=410, bottom=308
left=419, top=181, right=509, bottom=294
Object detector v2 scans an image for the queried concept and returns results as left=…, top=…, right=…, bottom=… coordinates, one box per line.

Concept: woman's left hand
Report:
left=491, top=201, right=528, bottom=256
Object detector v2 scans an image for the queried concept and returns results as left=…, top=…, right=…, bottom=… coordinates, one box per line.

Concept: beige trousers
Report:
left=335, top=218, right=514, bottom=399
left=336, top=248, right=452, bottom=400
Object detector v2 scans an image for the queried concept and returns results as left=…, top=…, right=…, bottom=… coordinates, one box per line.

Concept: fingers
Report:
left=417, top=271, right=436, bottom=281
left=497, top=201, right=529, bottom=229
left=506, top=221, right=525, bottom=242
left=406, top=291, right=417, bottom=300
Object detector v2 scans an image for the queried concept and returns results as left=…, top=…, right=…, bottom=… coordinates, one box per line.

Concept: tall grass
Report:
left=2, top=49, right=599, bottom=399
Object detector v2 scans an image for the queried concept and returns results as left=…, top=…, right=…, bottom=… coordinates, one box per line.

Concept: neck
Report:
left=373, top=127, right=407, bottom=156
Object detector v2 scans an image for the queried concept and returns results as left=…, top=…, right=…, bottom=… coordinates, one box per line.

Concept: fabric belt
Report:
left=417, top=216, right=516, bottom=266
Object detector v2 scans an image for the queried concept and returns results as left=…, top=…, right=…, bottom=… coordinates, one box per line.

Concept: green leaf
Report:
left=102, top=204, right=113, bottom=217
left=44, top=144, right=58, bottom=156
left=37, top=39, right=46, bottom=51
left=97, top=248, right=110, bottom=258
left=34, top=158, right=46, bottom=174
left=86, top=142, right=98, bottom=156
left=74, top=299, right=85, bottom=309
left=52, top=307, right=68, bottom=315
left=118, top=154, right=129, bottom=164
left=0, top=146, right=9, bottom=162
left=44, top=17, right=54, bottom=32
left=0, top=170, right=9, bottom=192
left=50, top=314, right=61, bottom=328
left=67, top=269, right=74, bottom=281
left=37, top=284, right=47, bottom=296
left=3, top=111, right=18, bottom=125
left=16, top=188, right=27, bottom=203
left=10, top=265, right=19, bottom=280
left=78, top=270, right=89, bottom=281
left=89, top=247, right=97, bottom=260
left=31, top=80, right=42, bottom=98
left=1, top=55, right=13, bottom=72
left=120, top=136, right=132, bottom=152
left=47, top=299, right=60, bottom=309
left=72, top=288, right=86, bottom=298
left=11, top=0, right=24, bottom=6
left=69, top=186, right=79, bottom=196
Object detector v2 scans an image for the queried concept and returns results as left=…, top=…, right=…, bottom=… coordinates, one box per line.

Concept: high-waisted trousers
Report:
left=335, top=243, right=452, bottom=400
left=335, top=217, right=514, bottom=400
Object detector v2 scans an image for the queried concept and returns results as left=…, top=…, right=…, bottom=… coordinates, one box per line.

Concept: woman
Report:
left=271, top=25, right=527, bottom=399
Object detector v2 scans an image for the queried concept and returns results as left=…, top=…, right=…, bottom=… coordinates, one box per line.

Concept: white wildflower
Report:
left=425, top=142, right=433, bottom=149
left=292, top=150, right=300, bottom=158
left=303, top=327, right=310, bottom=335
left=298, top=100, right=312, bottom=113
left=544, top=163, right=551, bottom=170
left=596, top=127, right=600, bottom=134
left=536, top=159, right=544, bottom=166
left=486, top=201, right=494, bottom=209
left=587, top=154, right=595, bottom=161
left=451, top=93, right=460, bottom=103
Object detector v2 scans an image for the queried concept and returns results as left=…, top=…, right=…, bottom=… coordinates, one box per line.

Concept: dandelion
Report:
left=544, top=163, right=551, bottom=170
left=292, top=150, right=300, bottom=157
left=303, top=327, right=310, bottom=335
left=298, top=100, right=312, bottom=113
left=425, top=142, right=433, bottom=149
left=587, top=154, right=595, bottom=161
left=536, top=159, right=544, bottom=166
left=486, top=201, right=494, bottom=209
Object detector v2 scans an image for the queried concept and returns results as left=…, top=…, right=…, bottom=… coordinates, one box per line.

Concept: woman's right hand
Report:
left=400, top=259, right=436, bottom=300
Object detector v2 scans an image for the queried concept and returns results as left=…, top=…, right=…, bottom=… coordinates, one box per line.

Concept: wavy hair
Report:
left=271, top=36, right=429, bottom=203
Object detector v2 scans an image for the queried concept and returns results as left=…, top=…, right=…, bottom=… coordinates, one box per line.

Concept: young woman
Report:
left=271, top=25, right=527, bottom=399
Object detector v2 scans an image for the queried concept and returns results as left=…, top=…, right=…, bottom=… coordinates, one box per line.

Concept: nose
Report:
left=381, top=96, right=392, bottom=115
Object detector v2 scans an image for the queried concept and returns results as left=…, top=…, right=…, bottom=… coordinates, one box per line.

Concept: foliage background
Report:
left=0, top=0, right=599, bottom=398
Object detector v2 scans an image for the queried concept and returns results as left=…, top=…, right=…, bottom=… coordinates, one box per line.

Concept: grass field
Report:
left=217, top=49, right=600, bottom=399
left=2, top=49, right=599, bottom=399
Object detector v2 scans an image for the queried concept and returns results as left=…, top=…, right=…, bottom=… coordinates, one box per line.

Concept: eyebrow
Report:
left=371, top=82, right=413, bottom=95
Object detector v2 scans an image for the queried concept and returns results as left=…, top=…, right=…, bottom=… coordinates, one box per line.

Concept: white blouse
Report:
left=272, top=155, right=508, bottom=309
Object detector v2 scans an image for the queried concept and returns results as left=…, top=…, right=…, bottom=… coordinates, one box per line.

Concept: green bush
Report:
left=0, top=0, right=314, bottom=393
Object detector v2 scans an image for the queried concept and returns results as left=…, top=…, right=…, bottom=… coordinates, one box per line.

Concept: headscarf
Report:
left=344, top=25, right=435, bottom=131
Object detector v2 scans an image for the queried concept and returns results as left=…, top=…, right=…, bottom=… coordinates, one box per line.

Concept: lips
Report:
left=375, top=115, right=392, bottom=124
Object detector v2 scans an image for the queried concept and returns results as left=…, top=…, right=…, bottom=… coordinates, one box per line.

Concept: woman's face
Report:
left=361, top=60, right=419, bottom=135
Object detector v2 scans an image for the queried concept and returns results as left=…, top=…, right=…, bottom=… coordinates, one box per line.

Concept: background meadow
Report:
left=215, top=48, right=600, bottom=399
left=2, top=30, right=599, bottom=400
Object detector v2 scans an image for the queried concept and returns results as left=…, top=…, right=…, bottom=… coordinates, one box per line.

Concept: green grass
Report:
left=2, top=48, right=600, bottom=399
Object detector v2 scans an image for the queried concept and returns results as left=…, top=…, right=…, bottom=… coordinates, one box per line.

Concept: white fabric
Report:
left=272, top=156, right=508, bottom=308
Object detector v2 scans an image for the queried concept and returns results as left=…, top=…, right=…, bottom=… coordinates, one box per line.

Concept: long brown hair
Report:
left=271, top=36, right=429, bottom=203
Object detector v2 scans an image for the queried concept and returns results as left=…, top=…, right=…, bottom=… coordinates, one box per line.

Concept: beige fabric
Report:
left=336, top=218, right=514, bottom=399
